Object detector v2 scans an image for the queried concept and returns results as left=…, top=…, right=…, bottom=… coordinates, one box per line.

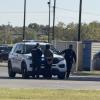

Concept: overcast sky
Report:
left=0, top=0, right=100, bottom=26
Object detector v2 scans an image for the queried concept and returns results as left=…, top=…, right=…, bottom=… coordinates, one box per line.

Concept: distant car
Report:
left=92, top=52, right=100, bottom=70
left=8, top=41, right=67, bottom=79
left=0, top=45, right=12, bottom=61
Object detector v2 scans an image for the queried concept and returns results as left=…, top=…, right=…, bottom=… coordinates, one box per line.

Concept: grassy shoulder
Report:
left=73, top=71, right=100, bottom=76
left=0, top=88, right=100, bottom=100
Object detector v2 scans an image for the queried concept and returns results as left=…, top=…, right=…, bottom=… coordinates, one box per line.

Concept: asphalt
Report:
left=0, top=66, right=100, bottom=89
left=0, top=62, right=7, bottom=67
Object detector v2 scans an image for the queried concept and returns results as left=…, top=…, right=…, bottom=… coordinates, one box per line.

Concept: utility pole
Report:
left=23, top=0, right=26, bottom=40
left=48, top=0, right=51, bottom=42
left=77, top=0, right=82, bottom=72
left=52, top=0, right=56, bottom=40
left=78, top=0, right=82, bottom=41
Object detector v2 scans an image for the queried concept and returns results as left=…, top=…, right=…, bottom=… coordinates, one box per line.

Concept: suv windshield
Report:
left=24, top=44, right=58, bottom=54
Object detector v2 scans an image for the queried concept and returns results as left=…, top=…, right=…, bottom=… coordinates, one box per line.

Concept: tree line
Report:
left=0, top=21, right=100, bottom=44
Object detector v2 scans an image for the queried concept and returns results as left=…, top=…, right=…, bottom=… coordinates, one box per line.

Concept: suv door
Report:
left=14, top=44, right=24, bottom=71
left=11, top=44, right=23, bottom=70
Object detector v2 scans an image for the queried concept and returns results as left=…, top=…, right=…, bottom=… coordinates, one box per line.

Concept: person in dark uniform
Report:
left=44, top=44, right=53, bottom=79
left=31, top=43, right=42, bottom=78
left=60, top=44, right=76, bottom=79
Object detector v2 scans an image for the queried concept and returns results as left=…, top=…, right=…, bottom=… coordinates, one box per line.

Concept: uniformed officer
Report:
left=44, top=44, right=53, bottom=79
left=60, top=44, right=76, bottom=79
left=31, top=43, right=42, bottom=78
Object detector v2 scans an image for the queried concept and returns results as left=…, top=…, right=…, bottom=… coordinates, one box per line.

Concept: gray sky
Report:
left=0, top=0, right=100, bottom=26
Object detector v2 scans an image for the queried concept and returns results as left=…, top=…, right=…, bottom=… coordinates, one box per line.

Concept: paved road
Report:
left=0, top=67, right=100, bottom=90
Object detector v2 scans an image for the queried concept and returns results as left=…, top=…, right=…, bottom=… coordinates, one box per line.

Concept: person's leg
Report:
left=48, top=64, right=52, bottom=78
left=43, top=60, right=52, bottom=79
left=66, top=63, right=72, bottom=79
left=43, top=60, right=48, bottom=78
left=32, top=63, right=36, bottom=78
left=36, top=63, right=41, bottom=78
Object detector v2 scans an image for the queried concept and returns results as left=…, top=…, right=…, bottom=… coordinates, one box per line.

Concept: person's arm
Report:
left=73, top=51, right=76, bottom=63
left=59, top=49, right=66, bottom=55
left=39, top=49, right=42, bottom=57
left=40, top=50, right=42, bottom=56
left=50, top=50, right=53, bottom=58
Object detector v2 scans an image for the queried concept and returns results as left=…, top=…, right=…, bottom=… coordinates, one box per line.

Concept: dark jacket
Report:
left=31, top=47, right=42, bottom=63
left=61, top=48, right=76, bottom=63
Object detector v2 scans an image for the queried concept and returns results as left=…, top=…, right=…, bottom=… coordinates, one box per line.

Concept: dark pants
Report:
left=32, top=60, right=41, bottom=78
left=44, top=60, right=52, bottom=78
left=66, top=61, right=73, bottom=78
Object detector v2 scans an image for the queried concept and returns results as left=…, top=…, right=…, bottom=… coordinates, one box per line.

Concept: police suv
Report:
left=8, top=40, right=67, bottom=79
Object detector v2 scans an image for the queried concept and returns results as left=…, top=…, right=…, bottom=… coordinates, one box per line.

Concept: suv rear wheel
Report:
left=8, top=61, right=16, bottom=78
left=21, top=62, right=29, bottom=79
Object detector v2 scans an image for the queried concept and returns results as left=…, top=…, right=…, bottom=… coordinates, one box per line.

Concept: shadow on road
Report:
left=0, top=75, right=100, bottom=82
left=66, top=76, right=100, bottom=82
left=0, top=76, right=22, bottom=79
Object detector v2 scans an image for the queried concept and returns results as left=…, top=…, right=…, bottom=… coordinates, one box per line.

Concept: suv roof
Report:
left=19, top=41, right=50, bottom=46
left=22, top=40, right=47, bottom=43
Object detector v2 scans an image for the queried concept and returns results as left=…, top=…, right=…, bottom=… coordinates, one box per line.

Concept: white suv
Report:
left=8, top=41, right=66, bottom=79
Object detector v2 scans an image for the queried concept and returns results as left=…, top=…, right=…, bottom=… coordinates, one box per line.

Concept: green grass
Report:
left=0, top=88, right=100, bottom=100
left=73, top=71, right=100, bottom=76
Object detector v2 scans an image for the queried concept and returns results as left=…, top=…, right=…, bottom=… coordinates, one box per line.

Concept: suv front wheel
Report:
left=21, top=62, right=29, bottom=79
left=8, top=61, right=16, bottom=78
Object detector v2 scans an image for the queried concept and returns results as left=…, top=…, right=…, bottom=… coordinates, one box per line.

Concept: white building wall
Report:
left=91, top=42, right=100, bottom=70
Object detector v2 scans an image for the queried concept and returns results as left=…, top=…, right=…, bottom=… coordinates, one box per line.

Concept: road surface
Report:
left=0, top=67, right=100, bottom=90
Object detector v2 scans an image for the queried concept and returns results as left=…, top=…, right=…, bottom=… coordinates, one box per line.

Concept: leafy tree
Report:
left=1, top=21, right=100, bottom=44
left=28, top=23, right=39, bottom=32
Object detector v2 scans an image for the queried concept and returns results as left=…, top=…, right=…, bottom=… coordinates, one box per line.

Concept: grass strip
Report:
left=0, top=88, right=100, bottom=100
left=73, top=71, right=100, bottom=76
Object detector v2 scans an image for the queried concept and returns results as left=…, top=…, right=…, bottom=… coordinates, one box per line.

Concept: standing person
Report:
left=31, top=43, right=42, bottom=78
left=44, top=44, right=53, bottom=79
left=60, top=44, right=76, bottom=79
